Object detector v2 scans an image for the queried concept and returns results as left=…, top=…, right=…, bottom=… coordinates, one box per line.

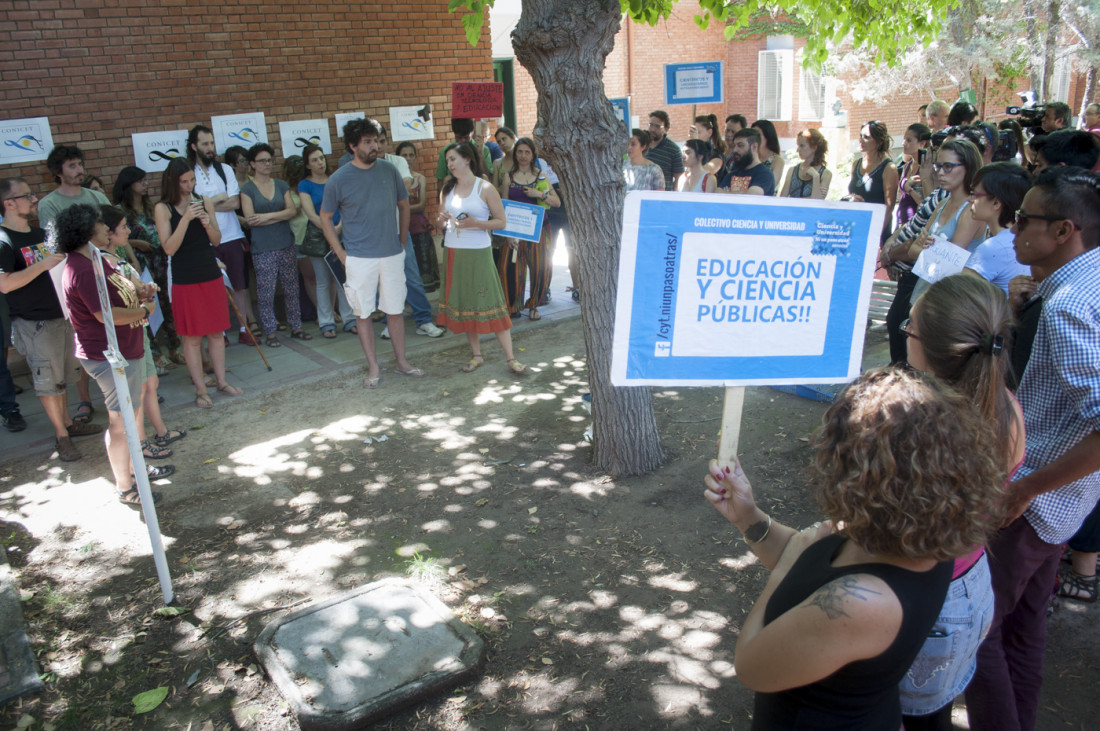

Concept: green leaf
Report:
left=152, top=605, right=190, bottom=619
left=132, top=687, right=169, bottom=714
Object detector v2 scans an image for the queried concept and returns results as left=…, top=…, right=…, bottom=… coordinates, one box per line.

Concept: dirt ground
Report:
left=0, top=318, right=1097, bottom=730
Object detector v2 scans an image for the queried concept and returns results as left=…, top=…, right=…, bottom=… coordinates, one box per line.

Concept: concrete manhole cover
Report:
left=254, top=578, right=483, bottom=730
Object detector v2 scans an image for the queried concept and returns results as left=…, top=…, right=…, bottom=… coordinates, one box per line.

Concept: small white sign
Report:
left=0, top=116, right=54, bottom=165
left=389, top=105, right=434, bottom=142
left=211, top=112, right=267, bottom=154
left=333, top=112, right=366, bottom=143
left=278, top=119, right=332, bottom=160
left=131, top=130, right=189, bottom=172
left=912, top=235, right=971, bottom=284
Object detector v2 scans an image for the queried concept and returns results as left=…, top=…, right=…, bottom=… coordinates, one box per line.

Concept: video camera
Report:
left=1006, top=92, right=1046, bottom=136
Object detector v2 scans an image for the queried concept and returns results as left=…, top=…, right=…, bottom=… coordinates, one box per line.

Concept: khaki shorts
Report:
left=80, top=357, right=144, bottom=413
left=10, top=317, right=82, bottom=397
left=343, top=252, right=406, bottom=317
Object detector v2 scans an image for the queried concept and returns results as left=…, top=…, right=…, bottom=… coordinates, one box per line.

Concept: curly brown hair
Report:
left=812, top=368, right=1006, bottom=561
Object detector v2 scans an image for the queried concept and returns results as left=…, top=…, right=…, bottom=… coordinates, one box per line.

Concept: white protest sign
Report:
left=333, top=112, right=366, bottom=140
left=912, top=235, right=971, bottom=284
left=0, top=117, right=53, bottom=165
left=389, top=105, right=434, bottom=142
left=131, top=130, right=188, bottom=172
left=278, top=119, right=332, bottom=160
left=211, top=112, right=267, bottom=154
left=611, top=192, right=884, bottom=387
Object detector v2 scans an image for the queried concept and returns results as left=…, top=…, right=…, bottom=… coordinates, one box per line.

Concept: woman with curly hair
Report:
left=154, top=158, right=241, bottom=409
left=779, top=128, right=832, bottom=199
left=703, top=367, right=1006, bottom=730
left=57, top=204, right=173, bottom=505
left=899, top=273, right=1024, bottom=729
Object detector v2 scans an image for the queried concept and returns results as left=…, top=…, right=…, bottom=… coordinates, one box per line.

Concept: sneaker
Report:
left=55, top=436, right=81, bottom=461
left=238, top=329, right=257, bottom=346
left=2, top=411, right=27, bottom=432
left=416, top=322, right=445, bottom=338
left=380, top=326, right=391, bottom=340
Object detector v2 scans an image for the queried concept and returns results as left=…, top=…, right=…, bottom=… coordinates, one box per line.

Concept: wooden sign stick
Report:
left=717, top=386, right=745, bottom=469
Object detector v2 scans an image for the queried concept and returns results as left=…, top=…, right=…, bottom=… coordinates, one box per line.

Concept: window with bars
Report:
left=799, top=67, right=827, bottom=121
left=758, top=50, right=794, bottom=121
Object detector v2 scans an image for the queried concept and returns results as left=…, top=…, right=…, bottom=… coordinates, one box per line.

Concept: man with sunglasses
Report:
left=967, top=167, right=1100, bottom=730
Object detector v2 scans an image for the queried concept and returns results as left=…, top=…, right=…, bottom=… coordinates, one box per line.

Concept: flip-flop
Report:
left=364, top=376, right=381, bottom=389
left=393, top=366, right=426, bottom=377
left=322, top=329, right=337, bottom=339
left=462, top=356, right=484, bottom=373
left=72, top=401, right=95, bottom=424
left=290, top=330, right=313, bottom=341
left=195, top=393, right=213, bottom=409
left=507, top=358, right=527, bottom=375
left=217, top=384, right=242, bottom=396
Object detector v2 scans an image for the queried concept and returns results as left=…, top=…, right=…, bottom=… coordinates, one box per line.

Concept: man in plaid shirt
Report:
left=967, top=167, right=1100, bottom=730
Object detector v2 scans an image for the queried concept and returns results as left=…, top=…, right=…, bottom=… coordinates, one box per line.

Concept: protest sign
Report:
left=612, top=192, right=883, bottom=387
left=499, top=200, right=546, bottom=243
left=452, top=82, right=504, bottom=118
left=390, top=105, right=434, bottom=142
left=664, top=62, right=723, bottom=106
left=912, top=235, right=971, bottom=284
left=211, top=112, right=267, bottom=154
left=278, top=119, right=332, bottom=159
left=131, top=130, right=188, bottom=172
left=0, top=117, right=53, bottom=165
left=609, top=97, right=631, bottom=131
left=333, top=112, right=366, bottom=137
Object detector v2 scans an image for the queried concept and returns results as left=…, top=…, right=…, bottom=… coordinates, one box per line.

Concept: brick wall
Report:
left=0, top=0, right=493, bottom=203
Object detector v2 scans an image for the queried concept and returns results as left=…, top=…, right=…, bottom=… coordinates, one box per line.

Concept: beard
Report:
left=730, top=150, right=748, bottom=169
left=199, top=149, right=217, bottom=166
left=356, top=148, right=378, bottom=165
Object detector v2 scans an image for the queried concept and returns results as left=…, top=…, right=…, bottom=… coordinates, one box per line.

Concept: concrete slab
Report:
left=0, top=548, right=44, bottom=707
left=254, top=578, right=483, bottom=730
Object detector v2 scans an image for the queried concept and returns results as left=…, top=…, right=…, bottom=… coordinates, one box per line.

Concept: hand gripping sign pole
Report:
left=90, top=246, right=174, bottom=605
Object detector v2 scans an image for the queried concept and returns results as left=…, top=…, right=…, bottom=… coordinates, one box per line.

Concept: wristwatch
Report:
left=140, top=304, right=150, bottom=317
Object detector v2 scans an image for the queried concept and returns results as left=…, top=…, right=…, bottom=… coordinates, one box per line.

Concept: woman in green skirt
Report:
left=436, top=142, right=526, bottom=375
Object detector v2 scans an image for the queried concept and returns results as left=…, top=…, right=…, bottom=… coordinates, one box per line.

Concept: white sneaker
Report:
left=380, top=326, right=390, bottom=340
left=416, top=322, right=445, bottom=338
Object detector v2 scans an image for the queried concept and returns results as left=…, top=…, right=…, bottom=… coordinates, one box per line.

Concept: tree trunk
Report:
left=1041, top=0, right=1061, bottom=100
left=1083, top=63, right=1098, bottom=122
left=512, top=0, right=664, bottom=476
left=1025, top=0, right=1043, bottom=93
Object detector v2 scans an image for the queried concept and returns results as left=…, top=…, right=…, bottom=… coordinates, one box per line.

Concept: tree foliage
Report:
left=451, top=0, right=963, bottom=71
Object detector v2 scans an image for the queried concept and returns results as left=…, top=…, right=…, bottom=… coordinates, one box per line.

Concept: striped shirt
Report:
left=645, top=137, right=684, bottom=192
left=1017, top=246, right=1100, bottom=544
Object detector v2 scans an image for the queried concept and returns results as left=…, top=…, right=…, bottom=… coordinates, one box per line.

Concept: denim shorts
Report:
left=900, top=552, right=994, bottom=715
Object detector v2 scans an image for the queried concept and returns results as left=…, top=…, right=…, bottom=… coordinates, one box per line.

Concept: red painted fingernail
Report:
left=714, top=473, right=723, bottom=481
left=724, top=466, right=731, bottom=474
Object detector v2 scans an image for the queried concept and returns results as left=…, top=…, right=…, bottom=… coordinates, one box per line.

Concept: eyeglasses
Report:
left=3, top=193, right=36, bottom=202
left=968, top=191, right=991, bottom=198
left=900, top=318, right=920, bottom=341
left=253, top=157, right=274, bottom=164
left=932, top=161, right=964, bottom=172
left=1014, top=209, right=1080, bottom=230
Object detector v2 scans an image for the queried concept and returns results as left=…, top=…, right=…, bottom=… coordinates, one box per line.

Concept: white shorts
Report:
left=343, top=252, right=406, bottom=317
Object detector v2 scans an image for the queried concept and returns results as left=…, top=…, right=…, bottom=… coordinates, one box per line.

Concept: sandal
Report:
left=217, top=383, right=242, bottom=396
left=363, top=375, right=381, bottom=389
left=118, top=485, right=162, bottom=506
left=72, top=401, right=95, bottom=424
left=145, top=464, right=176, bottom=479
left=264, top=336, right=281, bottom=348
left=248, top=321, right=263, bottom=337
left=507, top=358, right=527, bottom=375
left=528, top=308, right=542, bottom=321
left=141, top=440, right=173, bottom=459
left=393, top=366, right=426, bottom=377
left=195, top=392, right=213, bottom=409
left=277, top=322, right=289, bottom=332
left=462, top=355, right=484, bottom=373
left=1057, top=567, right=1098, bottom=602
left=346, top=324, right=358, bottom=335
left=154, top=428, right=186, bottom=447
left=322, top=329, right=337, bottom=339
left=290, top=330, right=313, bottom=341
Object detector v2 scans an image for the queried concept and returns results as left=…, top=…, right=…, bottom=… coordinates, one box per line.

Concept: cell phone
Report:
left=456, top=213, right=468, bottom=220
left=918, top=149, right=928, bottom=165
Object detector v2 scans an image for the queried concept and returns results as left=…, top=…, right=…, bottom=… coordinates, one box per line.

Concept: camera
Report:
left=1006, top=92, right=1046, bottom=136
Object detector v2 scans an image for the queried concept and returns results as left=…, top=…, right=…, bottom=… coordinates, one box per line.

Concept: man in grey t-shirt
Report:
left=321, top=118, right=423, bottom=387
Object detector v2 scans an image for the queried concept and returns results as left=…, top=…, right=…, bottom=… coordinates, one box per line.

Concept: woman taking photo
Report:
left=899, top=274, right=1024, bottom=729
left=847, top=120, right=899, bottom=242
left=778, top=128, right=832, bottom=199
left=691, top=113, right=725, bottom=173
left=499, top=136, right=560, bottom=321
left=962, top=162, right=1032, bottom=295
left=154, top=158, right=241, bottom=409
left=113, top=165, right=182, bottom=368
left=623, top=129, right=665, bottom=192
left=677, top=140, right=717, bottom=193
left=704, top=367, right=1005, bottom=730
left=751, top=119, right=786, bottom=191
left=297, top=143, right=356, bottom=339
left=241, top=143, right=308, bottom=346
left=436, top=143, right=525, bottom=375
left=897, top=123, right=932, bottom=229
left=56, top=204, right=174, bottom=505
left=396, top=141, right=441, bottom=292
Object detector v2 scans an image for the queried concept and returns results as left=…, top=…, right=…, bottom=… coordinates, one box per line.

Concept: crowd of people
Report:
left=2, top=95, right=1100, bottom=728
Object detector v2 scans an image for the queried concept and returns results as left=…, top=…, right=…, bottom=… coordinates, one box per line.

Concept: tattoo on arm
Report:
left=807, top=576, right=882, bottom=620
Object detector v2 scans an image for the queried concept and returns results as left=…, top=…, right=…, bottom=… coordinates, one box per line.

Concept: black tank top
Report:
left=751, top=534, right=952, bottom=730
left=848, top=157, right=889, bottom=205
left=167, top=201, right=221, bottom=286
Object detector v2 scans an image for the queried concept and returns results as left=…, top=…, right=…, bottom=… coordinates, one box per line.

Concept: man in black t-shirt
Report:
left=718, top=128, right=775, bottom=196
left=0, top=177, right=102, bottom=460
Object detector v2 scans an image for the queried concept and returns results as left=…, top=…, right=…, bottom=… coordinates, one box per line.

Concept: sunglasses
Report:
left=1014, top=209, right=1080, bottom=230
left=900, top=318, right=920, bottom=341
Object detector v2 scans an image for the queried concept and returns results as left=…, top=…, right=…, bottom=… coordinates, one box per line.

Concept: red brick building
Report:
left=0, top=1, right=495, bottom=198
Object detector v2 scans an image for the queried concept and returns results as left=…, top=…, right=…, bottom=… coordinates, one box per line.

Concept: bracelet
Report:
left=742, top=514, right=772, bottom=544
left=140, top=304, right=150, bottom=317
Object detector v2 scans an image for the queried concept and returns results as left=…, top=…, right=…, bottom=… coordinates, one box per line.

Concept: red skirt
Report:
left=171, top=278, right=230, bottom=337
